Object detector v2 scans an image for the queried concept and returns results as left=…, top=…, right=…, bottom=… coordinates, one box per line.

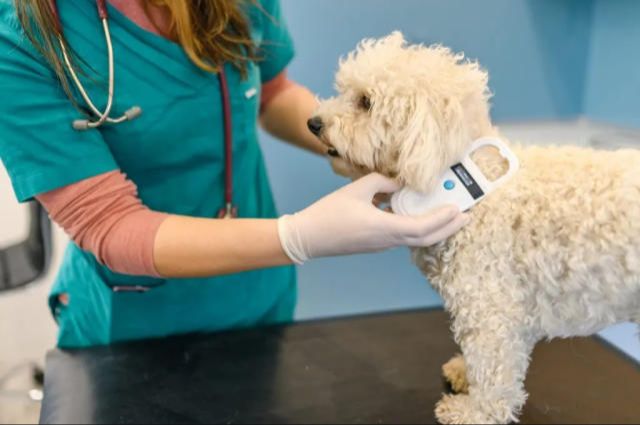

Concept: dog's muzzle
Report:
left=307, top=116, right=340, bottom=157
left=307, top=116, right=324, bottom=136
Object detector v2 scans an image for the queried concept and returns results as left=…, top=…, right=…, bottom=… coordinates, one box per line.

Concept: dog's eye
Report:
left=358, top=94, right=372, bottom=111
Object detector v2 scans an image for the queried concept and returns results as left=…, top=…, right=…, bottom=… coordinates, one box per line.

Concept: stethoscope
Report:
left=51, top=0, right=238, bottom=218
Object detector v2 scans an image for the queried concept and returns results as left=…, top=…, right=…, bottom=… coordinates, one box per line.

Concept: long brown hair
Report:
left=16, top=0, right=258, bottom=102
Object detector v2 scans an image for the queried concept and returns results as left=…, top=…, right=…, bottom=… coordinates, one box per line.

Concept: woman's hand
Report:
left=146, top=172, right=469, bottom=278
left=277, top=173, right=470, bottom=264
left=328, top=155, right=392, bottom=207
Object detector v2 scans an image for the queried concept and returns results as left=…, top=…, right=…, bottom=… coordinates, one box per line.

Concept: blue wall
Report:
left=584, top=0, right=640, bottom=127
left=260, top=0, right=639, bottom=361
left=282, top=0, right=593, bottom=122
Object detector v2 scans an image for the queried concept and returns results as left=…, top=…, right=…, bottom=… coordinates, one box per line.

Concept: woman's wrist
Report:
left=277, top=214, right=307, bottom=265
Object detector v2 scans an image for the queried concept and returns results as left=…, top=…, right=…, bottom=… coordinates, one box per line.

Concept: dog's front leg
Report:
left=435, top=314, right=535, bottom=424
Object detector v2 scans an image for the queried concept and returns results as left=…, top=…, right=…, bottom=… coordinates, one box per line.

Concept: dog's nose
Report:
left=307, top=117, right=324, bottom=136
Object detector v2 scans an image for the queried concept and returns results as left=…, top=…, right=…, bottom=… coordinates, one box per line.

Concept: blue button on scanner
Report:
left=444, top=180, right=456, bottom=190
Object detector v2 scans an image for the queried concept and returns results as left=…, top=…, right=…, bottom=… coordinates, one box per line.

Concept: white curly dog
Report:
left=310, top=32, right=640, bottom=424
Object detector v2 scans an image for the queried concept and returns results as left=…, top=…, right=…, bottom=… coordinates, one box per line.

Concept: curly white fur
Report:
left=313, top=32, right=640, bottom=424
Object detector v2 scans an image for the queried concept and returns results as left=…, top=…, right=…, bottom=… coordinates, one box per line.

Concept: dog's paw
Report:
left=436, top=393, right=522, bottom=425
left=435, top=394, right=497, bottom=425
left=442, top=354, right=469, bottom=394
left=436, top=394, right=485, bottom=424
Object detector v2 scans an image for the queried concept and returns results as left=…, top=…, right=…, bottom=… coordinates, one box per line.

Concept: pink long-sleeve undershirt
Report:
left=36, top=0, right=295, bottom=277
left=37, top=171, right=168, bottom=276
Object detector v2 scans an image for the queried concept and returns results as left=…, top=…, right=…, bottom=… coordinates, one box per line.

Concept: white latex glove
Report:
left=278, top=173, right=470, bottom=264
left=329, top=155, right=391, bottom=207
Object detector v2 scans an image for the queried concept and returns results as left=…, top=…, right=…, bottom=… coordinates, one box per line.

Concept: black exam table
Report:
left=40, top=309, right=640, bottom=424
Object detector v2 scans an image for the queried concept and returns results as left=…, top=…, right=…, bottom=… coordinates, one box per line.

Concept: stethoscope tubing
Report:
left=59, top=19, right=115, bottom=129
left=52, top=0, right=141, bottom=130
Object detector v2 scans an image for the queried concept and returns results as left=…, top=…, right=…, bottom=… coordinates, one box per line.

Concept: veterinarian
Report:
left=0, top=0, right=469, bottom=348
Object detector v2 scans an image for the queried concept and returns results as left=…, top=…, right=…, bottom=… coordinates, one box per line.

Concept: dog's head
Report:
left=310, top=32, right=495, bottom=192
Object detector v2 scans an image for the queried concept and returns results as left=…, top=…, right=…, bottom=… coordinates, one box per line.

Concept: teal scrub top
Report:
left=0, top=0, right=297, bottom=348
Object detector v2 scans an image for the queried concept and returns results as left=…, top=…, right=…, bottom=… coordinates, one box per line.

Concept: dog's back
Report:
left=417, top=144, right=640, bottom=337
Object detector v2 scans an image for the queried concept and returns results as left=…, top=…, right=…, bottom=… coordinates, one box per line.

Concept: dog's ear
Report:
left=395, top=93, right=470, bottom=193
left=396, top=55, right=493, bottom=193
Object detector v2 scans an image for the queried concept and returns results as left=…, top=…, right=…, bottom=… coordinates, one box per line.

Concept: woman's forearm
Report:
left=259, top=83, right=327, bottom=155
left=153, top=215, right=292, bottom=278
left=39, top=172, right=292, bottom=279
left=40, top=171, right=467, bottom=281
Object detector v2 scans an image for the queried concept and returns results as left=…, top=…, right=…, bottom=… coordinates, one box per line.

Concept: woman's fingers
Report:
left=411, top=213, right=470, bottom=246
left=351, top=173, right=401, bottom=197
left=350, top=177, right=468, bottom=247
left=389, top=205, right=461, bottom=239
left=406, top=214, right=470, bottom=247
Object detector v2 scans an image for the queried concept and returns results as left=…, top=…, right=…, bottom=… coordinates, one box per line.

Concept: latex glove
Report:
left=328, top=155, right=390, bottom=207
left=278, top=173, right=470, bottom=264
